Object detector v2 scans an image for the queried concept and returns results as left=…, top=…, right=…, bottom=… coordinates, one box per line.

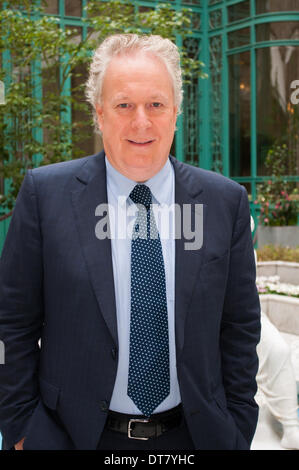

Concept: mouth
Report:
left=127, top=139, right=155, bottom=147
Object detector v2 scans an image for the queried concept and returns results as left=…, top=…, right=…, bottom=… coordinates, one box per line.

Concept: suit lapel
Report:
left=71, top=151, right=118, bottom=347
left=170, top=157, right=207, bottom=357
left=71, top=152, right=206, bottom=356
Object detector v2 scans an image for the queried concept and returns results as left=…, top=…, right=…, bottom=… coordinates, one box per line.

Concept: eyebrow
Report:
left=113, top=94, right=130, bottom=101
left=150, top=94, right=169, bottom=102
left=112, top=93, right=169, bottom=103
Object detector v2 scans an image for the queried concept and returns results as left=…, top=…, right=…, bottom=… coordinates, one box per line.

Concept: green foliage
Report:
left=255, top=144, right=299, bottom=226
left=256, top=244, right=299, bottom=263
left=84, top=1, right=207, bottom=82
left=0, top=2, right=89, bottom=215
left=0, top=0, right=206, bottom=219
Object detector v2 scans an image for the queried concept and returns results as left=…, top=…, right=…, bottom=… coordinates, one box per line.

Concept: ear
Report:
left=95, top=104, right=104, bottom=132
left=173, top=106, right=178, bottom=126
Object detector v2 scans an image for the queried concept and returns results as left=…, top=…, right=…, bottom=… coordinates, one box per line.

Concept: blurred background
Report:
left=0, top=0, right=298, bottom=450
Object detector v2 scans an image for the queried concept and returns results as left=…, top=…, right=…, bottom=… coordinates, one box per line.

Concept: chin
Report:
left=124, top=161, right=158, bottom=182
left=125, top=154, right=155, bottom=168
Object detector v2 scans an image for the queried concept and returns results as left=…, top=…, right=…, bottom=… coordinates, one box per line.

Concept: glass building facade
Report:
left=1, top=0, right=299, bottom=249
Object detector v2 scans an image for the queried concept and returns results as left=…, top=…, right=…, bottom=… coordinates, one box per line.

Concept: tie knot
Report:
left=129, top=184, right=152, bottom=210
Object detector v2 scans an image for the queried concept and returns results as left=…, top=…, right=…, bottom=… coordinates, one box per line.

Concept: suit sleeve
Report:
left=221, top=185, right=261, bottom=448
left=0, top=170, right=43, bottom=449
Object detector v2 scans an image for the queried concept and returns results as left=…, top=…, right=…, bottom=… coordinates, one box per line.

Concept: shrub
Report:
left=256, top=244, right=299, bottom=262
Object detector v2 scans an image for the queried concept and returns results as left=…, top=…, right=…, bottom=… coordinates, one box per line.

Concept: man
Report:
left=0, top=34, right=260, bottom=450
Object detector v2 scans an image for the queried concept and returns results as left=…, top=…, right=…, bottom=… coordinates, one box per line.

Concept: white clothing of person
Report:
left=251, top=217, right=299, bottom=449
left=256, top=312, right=299, bottom=448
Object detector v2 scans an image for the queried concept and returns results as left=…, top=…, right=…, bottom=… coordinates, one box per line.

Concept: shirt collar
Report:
left=105, top=156, right=135, bottom=207
left=105, top=155, right=173, bottom=207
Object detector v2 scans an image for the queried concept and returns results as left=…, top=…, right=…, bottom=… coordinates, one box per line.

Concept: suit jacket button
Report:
left=111, top=347, right=117, bottom=360
left=100, top=400, right=108, bottom=412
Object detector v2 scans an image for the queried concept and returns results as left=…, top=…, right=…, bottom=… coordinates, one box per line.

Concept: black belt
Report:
left=106, top=404, right=182, bottom=440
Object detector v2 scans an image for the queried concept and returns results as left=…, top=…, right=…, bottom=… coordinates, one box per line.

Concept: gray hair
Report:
left=85, top=33, right=183, bottom=134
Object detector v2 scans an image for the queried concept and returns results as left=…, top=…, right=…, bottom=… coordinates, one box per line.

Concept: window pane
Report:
left=256, top=22, right=299, bottom=42
left=209, top=9, right=222, bottom=29
left=228, top=27, right=250, bottom=49
left=190, top=10, right=201, bottom=30
left=65, top=0, right=82, bottom=17
left=228, top=0, right=250, bottom=23
left=183, top=37, right=200, bottom=166
left=256, top=46, right=299, bottom=177
left=44, top=0, right=58, bottom=14
left=71, top=62, right=96, bottom=157
left=229, top=51, right=251, bottom=177
left=68, top=26, right=97, bottom=156
left=242, top=182, right=252, bottom=197
left=256, top=0, right=299, bottom=14
left=42, top=60, right=60, bottom=148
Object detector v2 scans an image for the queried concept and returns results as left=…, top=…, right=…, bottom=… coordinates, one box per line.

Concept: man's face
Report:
left=96, top=51, right=178, bottom=182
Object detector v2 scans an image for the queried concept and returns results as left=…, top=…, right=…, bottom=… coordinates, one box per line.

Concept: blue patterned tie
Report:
left=127, top=184, right=170, bottom=417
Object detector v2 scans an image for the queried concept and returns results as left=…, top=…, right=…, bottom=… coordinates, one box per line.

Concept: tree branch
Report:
left=0, top=210, right=13, bottom=222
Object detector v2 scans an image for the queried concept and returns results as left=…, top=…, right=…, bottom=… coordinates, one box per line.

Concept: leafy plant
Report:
left=256, top=244, right=299, bottom=262
left=255, top=144, right=299, bottom=226
left=0, top=0, right=206, bottom=221
left=0, top=3, right=90, bottom=219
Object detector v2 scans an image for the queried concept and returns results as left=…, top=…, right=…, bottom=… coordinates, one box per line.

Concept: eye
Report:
left=151, top=102, right=162, bottom=108
left=118, top=103, right=129, bottom=109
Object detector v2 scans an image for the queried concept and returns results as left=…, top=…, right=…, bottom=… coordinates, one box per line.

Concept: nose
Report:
left=131, top=106, right=151, bottom=130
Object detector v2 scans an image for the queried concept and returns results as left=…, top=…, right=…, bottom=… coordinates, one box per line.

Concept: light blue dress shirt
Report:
left=105, top=156, right=181, bottom=414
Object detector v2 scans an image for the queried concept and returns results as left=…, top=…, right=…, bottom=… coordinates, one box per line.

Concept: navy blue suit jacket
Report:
left=0, top=151, right=260, bottom=449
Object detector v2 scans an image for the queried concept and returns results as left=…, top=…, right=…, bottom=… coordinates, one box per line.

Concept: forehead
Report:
left=101, top=51, right=174, bottom=99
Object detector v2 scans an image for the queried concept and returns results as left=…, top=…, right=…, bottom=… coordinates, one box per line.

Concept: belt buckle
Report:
left=128, top=418, right=150, bottom=440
